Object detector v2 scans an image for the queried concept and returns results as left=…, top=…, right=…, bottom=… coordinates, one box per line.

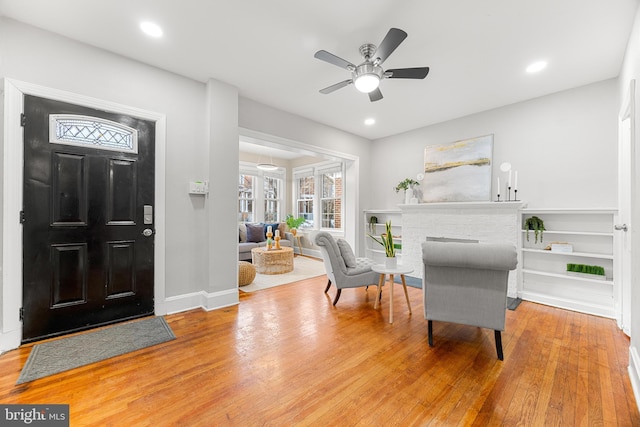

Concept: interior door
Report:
left=617, top=80, right=634, bottom=336
left=22, top=95, right=155, bottom=343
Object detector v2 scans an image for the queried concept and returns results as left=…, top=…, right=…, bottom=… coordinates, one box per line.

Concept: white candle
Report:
left=275, top=229, right=280, bottom=237
left=267, top=226, right=272, bottom=233
left=514, top=171, right=518, bottom=190
left=508, top=170, right=512, bottom=188
left=497, top=177, right=500, bottom=195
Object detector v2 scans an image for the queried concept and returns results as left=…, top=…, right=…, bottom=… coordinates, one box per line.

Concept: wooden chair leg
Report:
left=428, top=320, right=434, bottom=347
left=332, top=289, right=341, bottom=306
left=495, top=330, right=504, bottom=361
left=324, top=279, right=331, bottom=293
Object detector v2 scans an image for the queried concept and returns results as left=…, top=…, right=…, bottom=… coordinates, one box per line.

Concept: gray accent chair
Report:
left=314, top=231, right=379, bottom=305
left=421, top=240, right=518, bottom=360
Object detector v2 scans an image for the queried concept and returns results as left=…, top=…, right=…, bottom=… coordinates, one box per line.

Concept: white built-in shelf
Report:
left=522, top=229, right=613, bottom=237
left=519, top=208, right=617, bottom=318
left=521, top=248, right=613, bottom=260
left=521, top=208, right=616, bottom=214
left=364, top=210, right=403, bottom=264
left=522, top=268, right=613, bottom=285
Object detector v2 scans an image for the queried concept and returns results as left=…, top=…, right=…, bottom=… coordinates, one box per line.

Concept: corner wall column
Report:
left=205, top=78, right=239, bottom=308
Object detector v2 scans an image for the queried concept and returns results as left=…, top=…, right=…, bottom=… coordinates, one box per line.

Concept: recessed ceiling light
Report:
left=526, top=61, right=547, bottom=73
left=140, top=21, right=163, bottom=38
left=364, top=118, right=375, bottom=126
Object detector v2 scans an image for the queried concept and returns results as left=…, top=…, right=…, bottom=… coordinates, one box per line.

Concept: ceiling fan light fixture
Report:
left=314, top=28, right=429, bottom=102
left=354, top=74, right=380, bottom=93
left=353, top=62, right=383, bottom=93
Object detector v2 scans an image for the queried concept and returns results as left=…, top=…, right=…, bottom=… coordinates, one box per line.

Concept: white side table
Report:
left=371, top=264, right=413, bottom=323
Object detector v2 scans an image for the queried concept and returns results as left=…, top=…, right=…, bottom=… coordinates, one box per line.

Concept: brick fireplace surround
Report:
left=399, top=201, right=525, bottom=297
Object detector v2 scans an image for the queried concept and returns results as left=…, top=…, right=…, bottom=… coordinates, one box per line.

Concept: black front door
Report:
left=22, top=95, right=155, bottom=343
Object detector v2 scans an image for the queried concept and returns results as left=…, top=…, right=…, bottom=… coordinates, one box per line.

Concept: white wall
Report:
left=618, top=4, right=640, bottom=411
left=370, top=79, right=618, bottom=210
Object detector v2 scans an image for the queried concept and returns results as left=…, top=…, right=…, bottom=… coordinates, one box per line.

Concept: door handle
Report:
left=614, top=224, right=628, bottom=232
left=142, top=228, right=154, bottom=237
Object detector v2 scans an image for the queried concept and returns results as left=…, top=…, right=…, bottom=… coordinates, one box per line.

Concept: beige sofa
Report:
left=239, top=222, right=292, bottom=261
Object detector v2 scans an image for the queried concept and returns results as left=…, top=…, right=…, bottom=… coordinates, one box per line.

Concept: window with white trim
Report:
left=294, top=168, right=315, bottom=228
left=263, top=176, right=281, bottom=222
left=239, top=163, right=285, bottom=223
left=321, top=169, right=342, bottom=229
left=293, top=162, right=344, bottom=231
left=238, top=174, right=255, bottom=222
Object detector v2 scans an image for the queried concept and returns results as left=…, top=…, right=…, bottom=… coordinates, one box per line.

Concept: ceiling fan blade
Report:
left=374, top=28, right=408, bottom=65
left=386, top=67, right=430, bottom=79
left=319, top=79, right=353, bottom=94
left=368, top=88, right=383, bottom=102
left=314, top=50, right=356, bottom=71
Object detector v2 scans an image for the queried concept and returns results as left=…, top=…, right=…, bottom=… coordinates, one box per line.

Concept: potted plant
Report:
left=524, top=216, right=545, bottom=243
left=395, top=178, right=420, bottom=204
left=368, top=215, right=378, bottom=233
left=566, top=263, right=606, bottom=280
left=368, top=221, right=401, bottom=268
left=285, top=214, right=306, bottom=236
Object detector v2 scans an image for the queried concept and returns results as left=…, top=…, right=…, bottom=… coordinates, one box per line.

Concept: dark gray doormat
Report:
left=397, top=276, right=522, bottom=311
left=17, top=316, right=175, bottom=384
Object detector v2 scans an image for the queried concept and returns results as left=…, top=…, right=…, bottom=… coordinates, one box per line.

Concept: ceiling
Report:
left=1, top=0, right=638, bottom=140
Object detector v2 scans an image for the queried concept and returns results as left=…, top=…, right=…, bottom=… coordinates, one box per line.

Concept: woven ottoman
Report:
left=238, top=261, right=256, bottom=286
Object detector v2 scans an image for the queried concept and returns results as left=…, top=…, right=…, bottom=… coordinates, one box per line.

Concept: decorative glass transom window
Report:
left=49, top=114, right=138, bottom=153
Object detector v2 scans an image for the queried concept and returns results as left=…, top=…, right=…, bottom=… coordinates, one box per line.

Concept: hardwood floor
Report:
left=0, top=274, right=638, bottom=426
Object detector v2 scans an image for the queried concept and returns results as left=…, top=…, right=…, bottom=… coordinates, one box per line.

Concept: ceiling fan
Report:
left=314, top=28, right=430, bottom=102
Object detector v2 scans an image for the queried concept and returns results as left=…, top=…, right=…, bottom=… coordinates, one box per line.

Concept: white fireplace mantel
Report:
left=399, top=201, right=526, bottom=211
left=399, top=201, right=525, bottom=297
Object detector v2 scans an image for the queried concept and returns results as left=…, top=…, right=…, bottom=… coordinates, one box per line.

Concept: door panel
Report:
left=51, top=243, right=88, bottom=307
left=108, top=159, right=137, bottom=224
left=22, top=95, right=155, bottom=342
left=106, top=241, right=136, bottom=298
left=52, top=152, right=88, bottom=225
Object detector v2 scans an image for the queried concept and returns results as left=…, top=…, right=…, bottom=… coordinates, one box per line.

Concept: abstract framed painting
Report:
left=423, top=134, right=493, bottom=202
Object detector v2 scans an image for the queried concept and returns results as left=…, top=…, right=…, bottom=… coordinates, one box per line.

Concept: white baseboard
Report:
left=298, top=248, right=322, bottom=259
left=630, top=346, right=640, bottom=414
left=0, top=328, right=21, bottom=354
left=164, top=289, right=239, bottom=315
left=520, top=291, right=615, bottom=319
left=202, top=289, right=239, bottom=311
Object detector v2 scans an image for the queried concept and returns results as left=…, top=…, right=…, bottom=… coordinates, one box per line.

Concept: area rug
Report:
left=240, top=256, right=327, bottom=292
left=17, top=316, right=175, bottom=384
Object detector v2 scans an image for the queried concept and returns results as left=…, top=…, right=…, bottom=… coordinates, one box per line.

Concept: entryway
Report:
left=21, top=94, right=157, bottom=343
left=1, top=80, right=166, bottom=352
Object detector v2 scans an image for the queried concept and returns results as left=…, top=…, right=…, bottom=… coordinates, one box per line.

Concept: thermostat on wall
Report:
left=189, top=181, right=209, bottom=195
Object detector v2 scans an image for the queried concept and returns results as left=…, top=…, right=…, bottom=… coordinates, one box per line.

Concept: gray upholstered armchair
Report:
left=314, top=231, right=379, bottom=305
left=421, top=240, right=517, bottom=360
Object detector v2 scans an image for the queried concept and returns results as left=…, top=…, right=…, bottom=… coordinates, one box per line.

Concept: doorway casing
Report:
left=1, top=79, right=167, bottom=351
